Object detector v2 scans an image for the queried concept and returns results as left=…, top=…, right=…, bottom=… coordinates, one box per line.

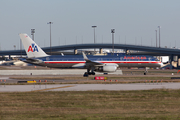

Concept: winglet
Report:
left=82, top=52, right=88, bottom=61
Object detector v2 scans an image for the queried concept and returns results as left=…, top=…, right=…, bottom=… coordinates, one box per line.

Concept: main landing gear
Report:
left=83, top=69, right=95, bottom=77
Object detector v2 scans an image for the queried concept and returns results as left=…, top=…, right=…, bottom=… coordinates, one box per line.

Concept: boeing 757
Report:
left=19, top=33, right=163, bottom=76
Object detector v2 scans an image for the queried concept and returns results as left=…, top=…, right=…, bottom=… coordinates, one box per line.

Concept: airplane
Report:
left=19, top=33, right=163, bottom=76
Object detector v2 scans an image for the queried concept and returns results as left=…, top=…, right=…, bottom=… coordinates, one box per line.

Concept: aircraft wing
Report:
left=82, top=52, right=103, bottom=66
left=82, top=52, right=118, bottom=74
left=85, top=59, right=103, bottom=66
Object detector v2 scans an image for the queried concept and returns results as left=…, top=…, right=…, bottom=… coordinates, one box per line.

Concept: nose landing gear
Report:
left=144, top=67, right=148, bottom=75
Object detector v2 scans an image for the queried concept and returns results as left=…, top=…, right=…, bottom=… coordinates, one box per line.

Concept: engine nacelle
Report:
left=95, top=64, right=118, bottom=72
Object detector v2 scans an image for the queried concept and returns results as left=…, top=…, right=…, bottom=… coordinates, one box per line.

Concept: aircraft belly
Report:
left=40, top=63, right=77, bottom=68
left=34, top=61, right=160, bottom=68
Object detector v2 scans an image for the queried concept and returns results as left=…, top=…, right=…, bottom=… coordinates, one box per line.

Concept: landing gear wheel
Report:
left=92, top=72, right=95, bottom=75
left=144, top=67, right=148, bottom=75
left=83, top=72, right=89, bottom=77
left=88, top=72, right=95, bottom=75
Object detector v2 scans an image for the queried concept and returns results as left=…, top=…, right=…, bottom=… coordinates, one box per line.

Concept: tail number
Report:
left=28, top=43, right=39, bottom=52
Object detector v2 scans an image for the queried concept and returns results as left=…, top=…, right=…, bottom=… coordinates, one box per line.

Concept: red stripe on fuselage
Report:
left=44, top=61, right=85, bottom=64
left=44, top=61, right=161, bottom=64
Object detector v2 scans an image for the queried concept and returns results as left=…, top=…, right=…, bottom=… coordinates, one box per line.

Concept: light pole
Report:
left=155, top=30, right=157, bottom=47
left=14, top=45, right=16, bottom=50
left=158, top=26, right=161, bottom=48
left=92, top=26, right=97, bottom=54
left=31, top=29, right=35, bottom=41
left=47, top=22, right=53, bottom=54
left=111, top=29, right=115, bottom=55
left=20, top=39, right=22, bottom=57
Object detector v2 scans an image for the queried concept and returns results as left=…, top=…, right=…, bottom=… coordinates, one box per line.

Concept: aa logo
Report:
left=28, top=43, right=39, bottom=52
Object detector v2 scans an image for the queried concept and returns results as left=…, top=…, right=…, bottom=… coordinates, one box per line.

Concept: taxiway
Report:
left=0, top=83, right=180, bottom=92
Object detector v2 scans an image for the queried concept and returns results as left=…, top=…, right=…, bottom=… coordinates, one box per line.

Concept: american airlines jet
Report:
left=19, top=33, right=163, bottom=76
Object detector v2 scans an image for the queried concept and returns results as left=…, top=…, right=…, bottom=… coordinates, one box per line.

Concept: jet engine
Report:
left=95, top=64, right=118, bottom=72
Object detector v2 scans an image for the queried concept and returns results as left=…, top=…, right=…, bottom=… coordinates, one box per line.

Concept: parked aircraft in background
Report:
left=19, top=33, right=163, bottom=76
left=0, top=60, right=28, bottom=66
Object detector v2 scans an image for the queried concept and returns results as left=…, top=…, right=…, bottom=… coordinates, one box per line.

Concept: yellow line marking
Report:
left=27, top=81, right=36, bottom=83
left=31, top=85, right=75, bottom=92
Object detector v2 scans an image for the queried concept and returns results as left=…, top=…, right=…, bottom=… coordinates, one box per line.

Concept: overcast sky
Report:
left=0, top=0, right=180, bottom=50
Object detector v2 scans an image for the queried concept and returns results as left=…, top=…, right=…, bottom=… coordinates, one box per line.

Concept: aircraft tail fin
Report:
left=19, top=33, right=49, bottom=58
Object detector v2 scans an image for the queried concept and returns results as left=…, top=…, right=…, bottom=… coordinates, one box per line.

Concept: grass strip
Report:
left=0, top=90, right=180, bottom=119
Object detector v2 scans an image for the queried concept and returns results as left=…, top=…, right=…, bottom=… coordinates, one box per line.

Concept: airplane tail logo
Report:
left=19, top=33, right=49, bottom=58
left=28, top=43, right=39, bottom=52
